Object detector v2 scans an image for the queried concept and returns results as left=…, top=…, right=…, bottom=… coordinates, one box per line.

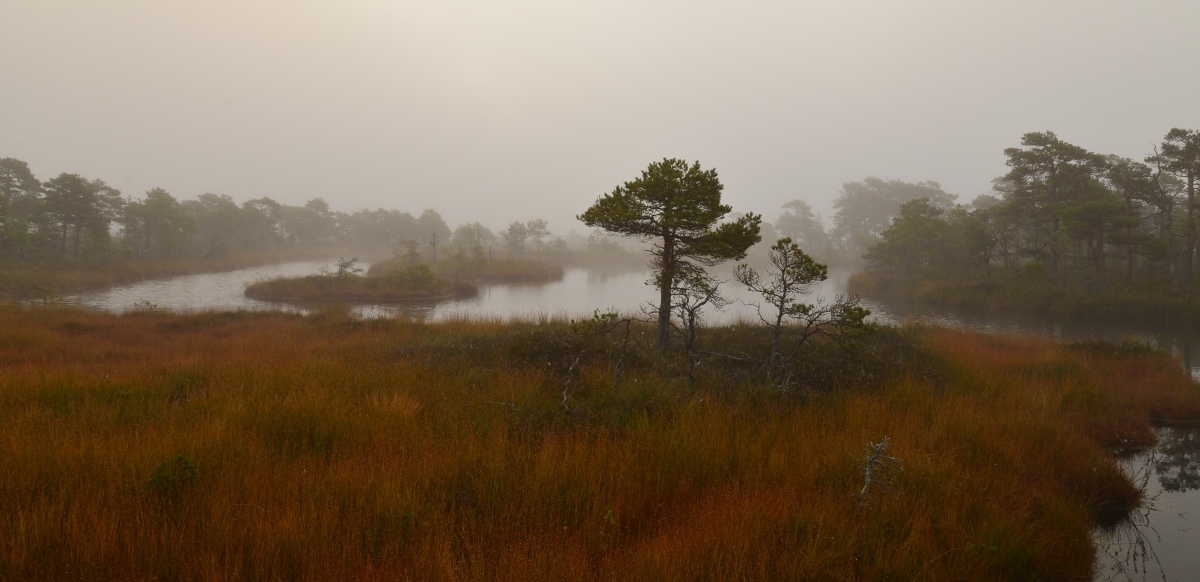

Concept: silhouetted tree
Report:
left=736, top=238, right=868, bottom=388
left=120, top=188, right=194, bottom=259
left=41, top=173, right=122, bottom=258
left=775, top=199, right=827, bottom=251
left=0, top=158, right=41, bottom=256
left=864, top=198, right=952, bottom=275
left=1104, top=157, right=1158, bottom=283
left=671, top=264, right=729, bottom=383
left=579, top=159, right=761, bottom=353
left=450, top=222, right=494, bottom=263
left=832, top=178, right=954, bottom=252
left=525, top=219, right=550, bottom=252
left=503, top=220, right=528, bottom=254
left=183, top=193, right=240, bottom=258
left=1147, top=129, right=1200, bottom=286
left=1001, top=131, right=1107, bottom=279
left=279, top=198, right=338, bottom=246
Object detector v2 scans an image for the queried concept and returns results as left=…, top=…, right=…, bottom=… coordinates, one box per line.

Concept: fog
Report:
left=2, top=0, right=1198, bottom=232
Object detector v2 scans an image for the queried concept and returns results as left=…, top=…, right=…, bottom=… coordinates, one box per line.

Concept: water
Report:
left=61, top=260, right=1200, bottom=378
left=60, top=259, right=855, bottom=323
left=57, top=259, right=1200, bottom=580
left=60, top=260, right=334, bottom=314
left=1095, top=427, right=1200, bottom=582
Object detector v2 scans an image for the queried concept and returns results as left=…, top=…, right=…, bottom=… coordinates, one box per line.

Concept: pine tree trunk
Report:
left=657, top=235, right=675, bottom=354
left=1190, top=172, right=1197, bottom=289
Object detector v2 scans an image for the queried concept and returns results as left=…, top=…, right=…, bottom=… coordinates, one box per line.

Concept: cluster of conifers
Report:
left=0, top=156, right=572, bottom=268
left=863, top=129, right=1200, bottom=290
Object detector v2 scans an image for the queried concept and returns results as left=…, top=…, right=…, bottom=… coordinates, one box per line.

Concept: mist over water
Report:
left=62, top=260, right=1200, bottom=380
left=63, top=260, right=834, bottom=322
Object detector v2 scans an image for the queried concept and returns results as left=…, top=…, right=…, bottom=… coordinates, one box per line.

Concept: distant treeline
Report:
left=0, top=157, right=461, bottom=264
left=0, top=157, right=598, bottom=267
left=859, top=128, right=1200, bottom=295
left=768, top=177, right=955, bottom=259
left=0, top=154, right=960, bottom=271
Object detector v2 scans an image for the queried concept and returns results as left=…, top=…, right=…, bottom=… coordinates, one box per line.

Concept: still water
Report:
left=61, top=259, right=1200, bottom=377
left=1095, top=428, right=1200, bottom=582
left=59, top=259, right=1200, bottom=581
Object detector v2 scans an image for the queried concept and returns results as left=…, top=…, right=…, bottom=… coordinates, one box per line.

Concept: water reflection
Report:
left=58, top=261, right=1200, bottom=382
left=1155, top=428, right=1200, bottom=494
left=1096, top=428, right=1200, bottom=581
left=61, top=260, right=331, bottom=314
left=1096, top=449, right=1165, bottom=582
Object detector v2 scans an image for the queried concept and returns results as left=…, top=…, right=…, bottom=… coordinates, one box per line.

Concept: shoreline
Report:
left=849, top=270, right=1200, bottom=330
left=0, top=250, right=354, bottom=300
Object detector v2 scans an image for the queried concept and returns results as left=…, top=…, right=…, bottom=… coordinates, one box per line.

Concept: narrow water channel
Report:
left=57, top=259, right=1200, bottom=580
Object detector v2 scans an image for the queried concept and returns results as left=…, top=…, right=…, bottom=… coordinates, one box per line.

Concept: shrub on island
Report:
left=245, top=261, right=474, bottom=302
left=367, top=257, right=563, bottom=283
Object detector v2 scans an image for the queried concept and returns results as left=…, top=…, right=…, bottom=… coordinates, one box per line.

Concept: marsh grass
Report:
left=0, top=305, right=1198, bottom=579
left=244, top=267, right=475, bottom=303
left=368, top=257, right=565, bottom=284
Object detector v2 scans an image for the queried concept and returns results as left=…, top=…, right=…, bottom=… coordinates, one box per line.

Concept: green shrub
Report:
left=149, top=455, right=197, bottom=494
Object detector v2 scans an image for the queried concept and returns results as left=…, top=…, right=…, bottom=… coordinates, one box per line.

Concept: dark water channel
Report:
left=1095, top=428, right=1200, bottom=581
left=57, top=259, right=1200, bottom=580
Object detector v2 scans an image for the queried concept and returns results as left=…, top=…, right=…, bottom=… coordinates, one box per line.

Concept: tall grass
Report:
left=0, top=305, right=1197, bottom=580
left=244, top=269, right=475, bottom=302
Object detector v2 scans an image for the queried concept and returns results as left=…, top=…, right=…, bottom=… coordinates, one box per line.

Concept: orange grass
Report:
left=0, top=306, right=1198, bottom=580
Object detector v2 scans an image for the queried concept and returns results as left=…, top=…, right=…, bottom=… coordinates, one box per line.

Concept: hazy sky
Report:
left=2, top=1, right=1198, bottom=233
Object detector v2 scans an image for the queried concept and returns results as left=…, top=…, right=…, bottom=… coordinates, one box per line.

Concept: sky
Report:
left=2, top=0, right=1198, bottom=234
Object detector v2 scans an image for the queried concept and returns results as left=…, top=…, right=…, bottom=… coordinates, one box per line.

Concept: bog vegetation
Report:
left=244, top=259, right=476, bottom=303
left=1, top=303, right=1198, bottom=580
left=6, top=140, right=1200, bottom=579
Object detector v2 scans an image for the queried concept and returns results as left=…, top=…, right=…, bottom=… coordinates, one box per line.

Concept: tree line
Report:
left=768, top=178, right=957, bottom=258
left=0, top=157, right=576, bottom=267
left=858, top=128, right=1200, bottom=290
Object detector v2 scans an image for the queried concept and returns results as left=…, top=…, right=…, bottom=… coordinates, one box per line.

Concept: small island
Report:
left=367, top=255, right=564, bottom=284
left=245, top=258, right=475, bottom=303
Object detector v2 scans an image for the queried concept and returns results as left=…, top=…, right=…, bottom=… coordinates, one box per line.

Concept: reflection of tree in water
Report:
left=1095, top=451, right=1165, bottom=582
left=1154, top=428, right=1200, bottom=493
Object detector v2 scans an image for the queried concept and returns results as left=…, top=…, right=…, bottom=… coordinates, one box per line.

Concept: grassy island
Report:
left=245, top=261, right=475, bottom=303
left=1, top=304, right=1198, bottom=579
left=368, top=256, right=564, bottom=284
